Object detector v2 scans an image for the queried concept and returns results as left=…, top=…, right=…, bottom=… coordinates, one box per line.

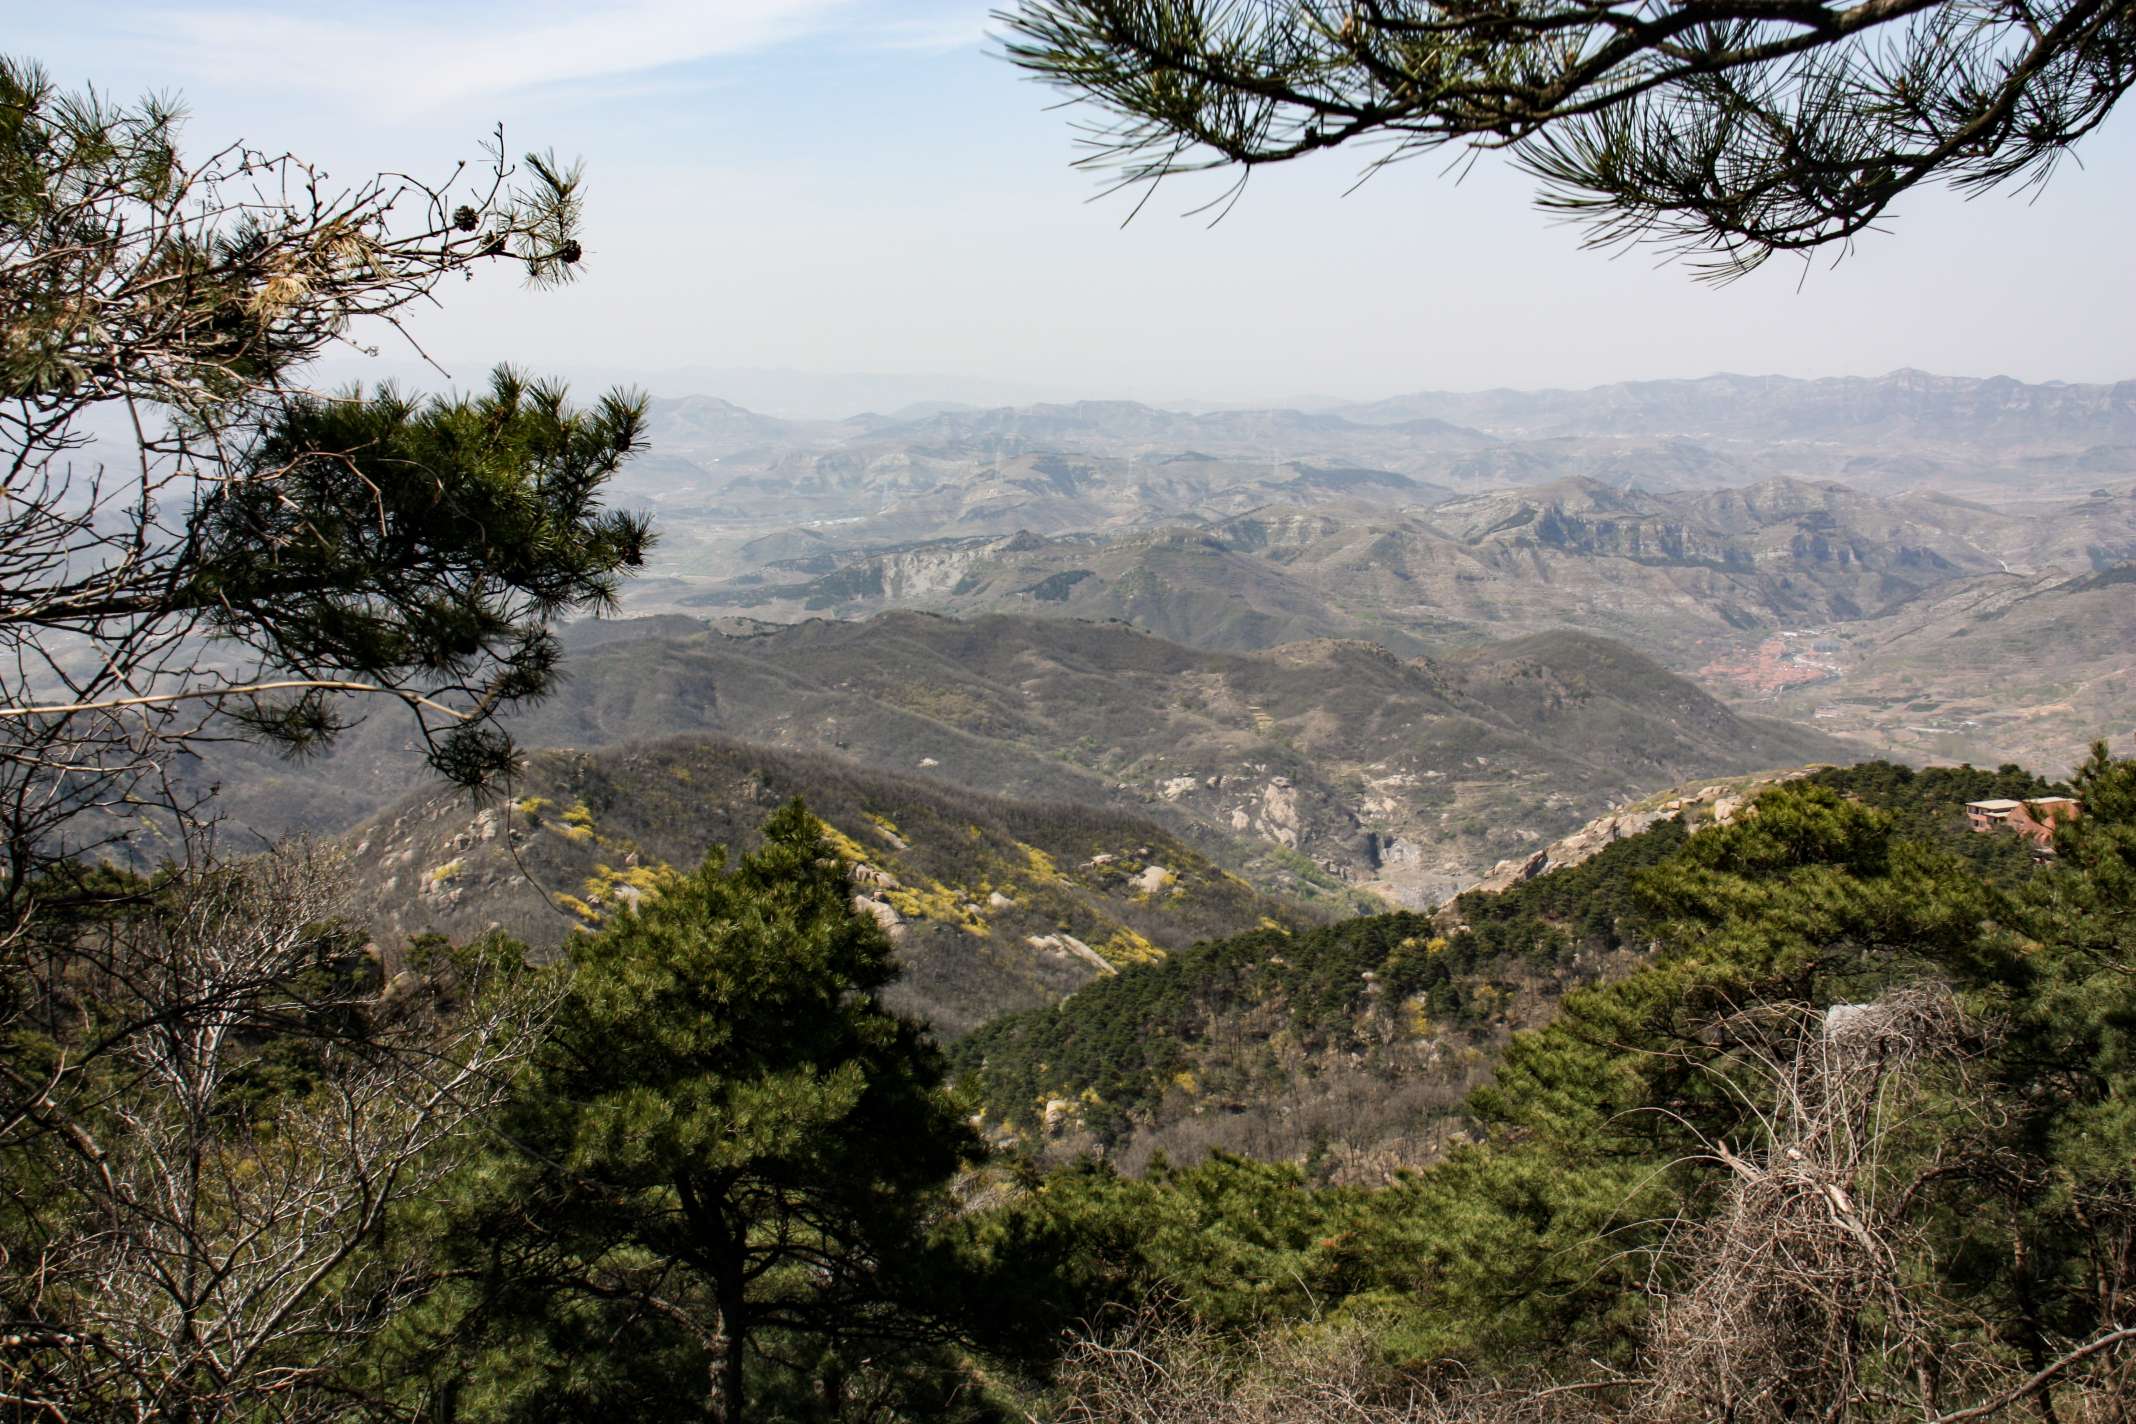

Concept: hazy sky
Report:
left=14, top=1, right=2136, bottom=411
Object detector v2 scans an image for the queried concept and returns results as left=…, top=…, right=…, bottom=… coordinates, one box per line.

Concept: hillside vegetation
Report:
left=342, top=734, right=1313, bottom=1035
left=203, top=612, right=1844, bottom=907
left=929, top=748, right=2136, bottom=1420
left=952, top=762, right=2061, bottom=1174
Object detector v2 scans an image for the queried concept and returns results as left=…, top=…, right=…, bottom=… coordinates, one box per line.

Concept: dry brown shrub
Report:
left=1052, top=986, right=2136, bottom=1424
left=1636, top=987, right=2135, bottom=1423
left=1053, top=1311, right=1619, bottom=1424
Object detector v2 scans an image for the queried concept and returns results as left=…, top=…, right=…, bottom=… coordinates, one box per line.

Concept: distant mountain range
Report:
left=627, top=371, right=2136, bottom=508
left=570, top=371, right=2136, bottom=778
left=640, top=369, right=2136, bottom=449
left=665, top=476, right=2136, bottom=678
left=1335, top=369, right=2136, bottom=445
left=598, top=377, right=2122, bottom=604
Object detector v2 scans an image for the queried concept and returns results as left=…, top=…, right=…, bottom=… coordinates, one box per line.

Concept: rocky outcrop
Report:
left=1027, top=932, right=1114, bottom=976
left=850, top=895, right=907, bottom=942
left=1455, top=770, right=1811, bottom=900
left=1129, top=864, right=1176, bottom=896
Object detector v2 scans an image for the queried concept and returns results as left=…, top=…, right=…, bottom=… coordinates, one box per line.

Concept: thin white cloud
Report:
left=864, top=7, right=995, bottom=51
left=130, top=0, right=854, bottom=109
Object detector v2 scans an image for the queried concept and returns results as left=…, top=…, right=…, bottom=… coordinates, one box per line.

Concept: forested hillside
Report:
left=935, top=750, right=2133, bottom=1420
left=953, top=762, right=2061, bottom=1173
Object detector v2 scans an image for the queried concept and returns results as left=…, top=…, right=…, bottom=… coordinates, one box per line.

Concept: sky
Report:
left=12, top=0, right=2136, bottom=414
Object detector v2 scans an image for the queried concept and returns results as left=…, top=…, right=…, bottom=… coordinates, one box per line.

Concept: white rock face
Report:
left=851, top=895, right=906, bottom=942
left=987, top=890, right=1016, bottom=910
left=418, top=862, right=464, bottom=906
left=1129, top=864, right=1176, bottom=896
left=849, top=863, right=901, bottom=890
left=1159, top=776, right=1199, bottom=801
left=1257, top=781, right=1302, bottom=848
left=1377, top=836, right=1424, bottom=870
left=1463, top=808, right=1669, bottom=896
left=1451, top=771, right=1807, bottom=901
left=1026, top=932, right=1113, bottom=975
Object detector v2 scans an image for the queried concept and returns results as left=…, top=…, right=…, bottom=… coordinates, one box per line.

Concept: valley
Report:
left=1751, top=565, right=2136, bottom=770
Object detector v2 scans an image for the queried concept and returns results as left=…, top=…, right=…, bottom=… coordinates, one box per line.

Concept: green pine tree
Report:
left=426, top=802, right=981, bottom=1423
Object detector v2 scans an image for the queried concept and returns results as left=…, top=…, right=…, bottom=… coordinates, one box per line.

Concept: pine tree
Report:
left=432, top=802, right=981, bottom=1422
left=999, top=0, right=2136, bottom=279
left=0, top=55, right=646, bottom=926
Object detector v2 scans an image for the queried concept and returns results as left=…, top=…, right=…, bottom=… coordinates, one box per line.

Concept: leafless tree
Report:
left=1050, top=989, right=2136, bottom=1424
left=0, top=845, right=558, bottom=1421
left=1053, top=1309, right=1617, bottom=1423
left=1637, top=988, right=2136, bottom=1423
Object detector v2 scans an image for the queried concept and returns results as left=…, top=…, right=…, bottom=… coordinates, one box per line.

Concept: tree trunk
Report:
left=679, top=1173, right=750, bottom=1423
left=710, top=1214, right=748, bottom=1422
left=2013, top=1231, right=2062, bottom=1424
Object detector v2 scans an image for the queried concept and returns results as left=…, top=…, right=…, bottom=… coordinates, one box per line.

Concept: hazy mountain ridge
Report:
left=633, top=371, right=2136, bottom=514
left=659, top=476, right=2136, bottom=684
left=615, top=379, right=2136, bottom=755
left=648, top=369, right=2136, bottom=459
left=1340, top=369, right=2136, bottom=444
